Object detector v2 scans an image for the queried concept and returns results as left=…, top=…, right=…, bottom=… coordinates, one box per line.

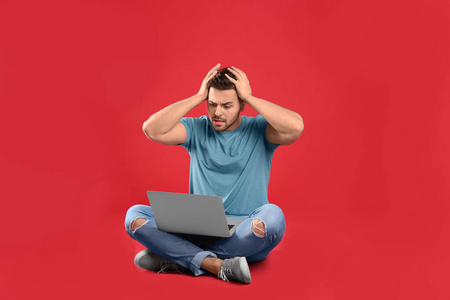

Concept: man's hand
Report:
left=197, top=63, right=221, bottom=101
left=226, top=66, right=303, bottom=145
left=225, top=66, right=253, bottom=102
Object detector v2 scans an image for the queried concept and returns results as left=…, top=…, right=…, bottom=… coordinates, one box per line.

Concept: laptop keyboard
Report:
left=228, top=224, right=235, bottom=230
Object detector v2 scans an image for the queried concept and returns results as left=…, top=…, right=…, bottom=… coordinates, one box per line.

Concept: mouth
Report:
left=213, top=118, right=225, bottom=125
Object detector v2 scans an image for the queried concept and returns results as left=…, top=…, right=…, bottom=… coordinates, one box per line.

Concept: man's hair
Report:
left=207, top=67, right=238, bottom=92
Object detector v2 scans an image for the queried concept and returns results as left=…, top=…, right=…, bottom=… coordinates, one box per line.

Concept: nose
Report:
left=215, top=105, right=223, bottom=117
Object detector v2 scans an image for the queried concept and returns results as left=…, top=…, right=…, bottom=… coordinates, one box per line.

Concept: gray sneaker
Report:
left=134, top=249, right=185, bottom=273
left=217, top=257, right=252, bottom=284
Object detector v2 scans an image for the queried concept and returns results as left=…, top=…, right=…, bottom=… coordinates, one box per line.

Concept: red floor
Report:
left=2, top=209, right=448, bottom=300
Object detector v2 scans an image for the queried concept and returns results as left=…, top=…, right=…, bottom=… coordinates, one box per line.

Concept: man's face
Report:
left=207, top=87, right=245, bottom=132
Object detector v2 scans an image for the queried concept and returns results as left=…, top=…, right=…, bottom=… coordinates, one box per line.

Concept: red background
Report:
left=1, top=0, right=449, bottom=299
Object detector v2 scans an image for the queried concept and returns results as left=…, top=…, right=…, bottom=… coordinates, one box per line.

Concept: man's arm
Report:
left=225, top=66, right=304, bottom=145
left=143, top=63, right=221, bottom=145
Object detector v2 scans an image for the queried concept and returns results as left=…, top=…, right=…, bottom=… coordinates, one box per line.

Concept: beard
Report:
left=210, top=114, right=240, bottom=132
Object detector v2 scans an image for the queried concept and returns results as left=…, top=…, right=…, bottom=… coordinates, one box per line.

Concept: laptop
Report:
left=147, top=191, right=246, bottom=238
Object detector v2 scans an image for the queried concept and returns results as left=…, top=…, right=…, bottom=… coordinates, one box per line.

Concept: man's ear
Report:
left=240, top=100, right=246, bottom=112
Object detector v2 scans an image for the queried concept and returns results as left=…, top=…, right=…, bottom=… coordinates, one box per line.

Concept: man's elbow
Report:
left=279, top=123, right=304, bottom=145
left=292, top=117, right=304, bottom=140
left=142, top=120, right=158, bottom=141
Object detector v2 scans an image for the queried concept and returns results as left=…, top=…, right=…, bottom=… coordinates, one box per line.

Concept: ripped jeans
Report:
left=124, top=203, right=286, bottom=276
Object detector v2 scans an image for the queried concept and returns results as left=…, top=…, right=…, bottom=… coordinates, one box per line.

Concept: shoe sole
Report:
left=238, top=257, right=252, bottom=283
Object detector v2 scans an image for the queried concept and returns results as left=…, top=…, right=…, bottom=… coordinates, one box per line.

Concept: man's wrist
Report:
left=242, top=94, right=256, bottom=105
left=192, top=94, right=207, bottom=105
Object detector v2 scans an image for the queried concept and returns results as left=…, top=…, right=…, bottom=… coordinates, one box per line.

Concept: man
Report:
left=125, top=63, right=304, bottom=283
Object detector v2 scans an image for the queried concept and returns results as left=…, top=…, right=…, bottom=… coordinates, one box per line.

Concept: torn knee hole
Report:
left=130, top=218, right=148, bottom=232
left=252, top=219, right=266, bottom=238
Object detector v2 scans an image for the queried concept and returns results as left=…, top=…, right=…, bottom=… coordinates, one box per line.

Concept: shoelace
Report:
left=217, top=266, right=233, bottom=282
left=158, top=261, right=185, bottom=274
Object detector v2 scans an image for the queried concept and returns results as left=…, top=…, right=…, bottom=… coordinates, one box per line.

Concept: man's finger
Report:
left=206, top=70, right=218, bottom=82
left=230, top=66, right=244, bottom=75
left=226, top=67, right=242, bottom=80
left=228, top=67, right=248, bottom=82
left=228, top=67, right=249, bottom=85
left=206, top=63, right=221, bottom=77
left=224, top=73, right=237, bottom=83
left=230, top=66, right=248, bottom=80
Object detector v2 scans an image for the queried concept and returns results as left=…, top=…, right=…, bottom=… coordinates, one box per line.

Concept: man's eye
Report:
left=224, top=106, right=231, bottom=109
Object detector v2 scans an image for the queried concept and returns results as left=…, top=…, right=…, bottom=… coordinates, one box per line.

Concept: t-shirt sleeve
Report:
left=255, top=114, right=279, bottom=152
left=179, top=117, right=195, bottom=151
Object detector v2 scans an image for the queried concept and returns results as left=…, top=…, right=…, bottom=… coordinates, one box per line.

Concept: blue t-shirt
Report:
left=180, top=115, right=279, bottom=216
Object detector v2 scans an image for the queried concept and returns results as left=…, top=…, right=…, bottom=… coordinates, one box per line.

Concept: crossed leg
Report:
left=125, top=203, right=285, bottom=275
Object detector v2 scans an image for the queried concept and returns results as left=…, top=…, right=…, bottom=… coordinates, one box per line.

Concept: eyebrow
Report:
left=209, top=101, right=234, bottom=105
